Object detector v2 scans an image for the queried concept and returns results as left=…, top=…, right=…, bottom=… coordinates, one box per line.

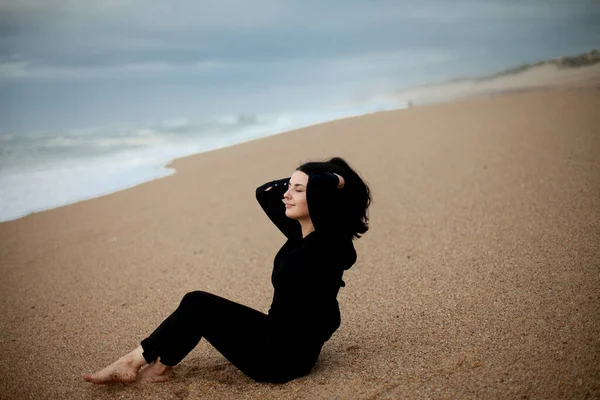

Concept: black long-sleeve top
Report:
left=255, top=173, right=357, bottom=344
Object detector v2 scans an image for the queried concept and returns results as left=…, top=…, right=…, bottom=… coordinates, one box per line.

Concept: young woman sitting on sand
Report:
left=82, top=156, right=371, bottom=385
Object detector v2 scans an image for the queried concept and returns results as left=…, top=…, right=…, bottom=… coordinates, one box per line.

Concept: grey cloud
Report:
left=8, top=0, right=594, bottom=68
left=3, top=1, right=598, bottom=70
left=1, top=0, right=599, bottom=133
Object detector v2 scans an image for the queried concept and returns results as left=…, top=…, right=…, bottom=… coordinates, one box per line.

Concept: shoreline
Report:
left=3, top=61, right=599, bottom=225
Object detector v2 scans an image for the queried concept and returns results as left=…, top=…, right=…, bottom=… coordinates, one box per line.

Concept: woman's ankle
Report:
left=151, top=360, right=172, bottom=374
left=124, top=346, right=148, bottom=369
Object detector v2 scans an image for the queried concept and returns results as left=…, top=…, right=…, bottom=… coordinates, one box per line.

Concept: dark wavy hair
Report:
left=296, top=157, right=372, bottom=240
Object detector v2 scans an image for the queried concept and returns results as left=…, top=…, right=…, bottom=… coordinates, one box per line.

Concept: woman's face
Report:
left=283, top=170, right=310, bottom=221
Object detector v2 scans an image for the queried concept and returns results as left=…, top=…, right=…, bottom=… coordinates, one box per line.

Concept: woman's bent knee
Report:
left=180, top=290, right=212, bottom=308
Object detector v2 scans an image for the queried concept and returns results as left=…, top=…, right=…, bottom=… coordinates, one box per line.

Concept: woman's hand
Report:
left=333, top=173, right=345, bottom=189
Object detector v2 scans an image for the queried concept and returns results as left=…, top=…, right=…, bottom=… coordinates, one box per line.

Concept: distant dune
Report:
left=394, top=49, right=600, bottom=107
left=481, top=49, right=600, bottom=80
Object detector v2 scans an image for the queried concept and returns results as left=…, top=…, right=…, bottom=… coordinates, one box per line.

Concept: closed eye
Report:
left=287, top=181, right=305, bottom=191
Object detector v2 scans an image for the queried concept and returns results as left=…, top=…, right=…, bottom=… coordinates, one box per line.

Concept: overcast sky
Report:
left=1, top=0, right=599, bottom=134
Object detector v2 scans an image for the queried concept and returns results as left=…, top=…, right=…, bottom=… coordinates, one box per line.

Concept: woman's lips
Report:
left=285, top=204, right=293, bottom=208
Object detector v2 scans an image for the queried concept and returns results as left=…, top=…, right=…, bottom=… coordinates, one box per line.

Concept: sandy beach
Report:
left=1, top=76, right=599, bottom=398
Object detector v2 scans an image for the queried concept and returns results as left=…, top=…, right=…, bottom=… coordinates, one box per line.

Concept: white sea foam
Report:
left=0, top=101, right=406, bottom=222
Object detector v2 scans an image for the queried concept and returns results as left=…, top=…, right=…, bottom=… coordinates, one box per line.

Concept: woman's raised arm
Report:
left=255, top=177, right=302, bottom=239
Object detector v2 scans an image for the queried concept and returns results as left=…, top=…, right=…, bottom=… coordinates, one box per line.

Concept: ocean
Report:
left=2, top=46, right=597, bottom=223
left=0, top=101, right=404, bottom=222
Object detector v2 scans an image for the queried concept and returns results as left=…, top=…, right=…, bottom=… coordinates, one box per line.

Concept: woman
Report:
left=82, top=156, right=371, bottom=384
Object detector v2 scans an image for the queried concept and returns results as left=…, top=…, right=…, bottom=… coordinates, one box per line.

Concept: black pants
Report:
left=140, top=291, right=323, bottom=383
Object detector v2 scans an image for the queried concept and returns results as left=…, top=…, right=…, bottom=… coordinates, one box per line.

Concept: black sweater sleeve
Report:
left=306, top=172, right=345, bottom=233
left=256, top=177, right=302, bottom=239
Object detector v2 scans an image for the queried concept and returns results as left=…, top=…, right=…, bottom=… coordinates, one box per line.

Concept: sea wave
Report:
left=0, top=102, right=405, bottom=222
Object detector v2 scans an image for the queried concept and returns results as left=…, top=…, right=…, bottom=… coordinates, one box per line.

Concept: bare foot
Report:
left=82, top=346, right=146, bottom=384
left=137, top=361, right=173, bottom=384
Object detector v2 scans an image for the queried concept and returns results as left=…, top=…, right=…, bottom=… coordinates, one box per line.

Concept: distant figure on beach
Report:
left=82, top=156, right=372, bottom=385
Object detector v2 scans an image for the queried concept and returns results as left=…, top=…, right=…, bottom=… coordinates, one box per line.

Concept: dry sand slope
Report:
left=393, top=63, right=600, bottom=106
left=0, top=86, right=599, bottom=399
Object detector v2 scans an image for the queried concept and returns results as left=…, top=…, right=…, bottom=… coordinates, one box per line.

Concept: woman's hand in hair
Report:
left=333, top=173, right=345, bottom=189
